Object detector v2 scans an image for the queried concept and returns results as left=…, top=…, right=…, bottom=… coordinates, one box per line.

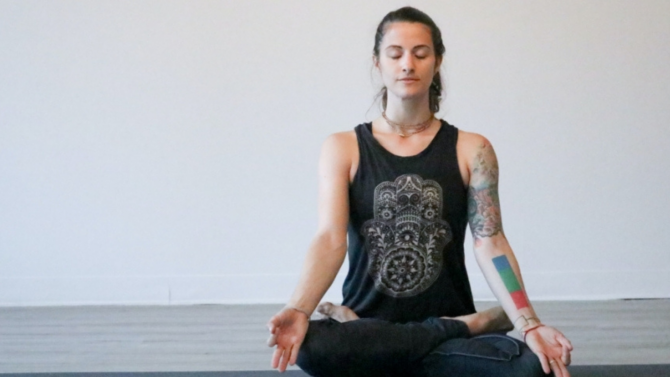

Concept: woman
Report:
left=267, top=6, right=573, bottom=377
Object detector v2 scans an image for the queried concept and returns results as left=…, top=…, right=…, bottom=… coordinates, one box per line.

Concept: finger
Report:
left=557, top=359, right=570, bottom=377
left=279, top=345, right=292, bottom=372
left=267, top=318, right=277, bottom=334
left=271, top=346, right=283, bottom=369
left=561, top=342, right=571, bottom=366
left=557, top=336, right=572, bottom=365
left=549, top=360, right=562, bottom=377
left=266, top=332, right=278, bottom=347
left=558, top=334, right=574, bottom=351
left=537, top=353, right=550, bottom=374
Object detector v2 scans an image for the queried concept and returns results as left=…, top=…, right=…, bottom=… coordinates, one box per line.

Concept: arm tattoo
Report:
left=467, top=143, right=503, bottom=241
left=492, top=255, right=529, bottom=310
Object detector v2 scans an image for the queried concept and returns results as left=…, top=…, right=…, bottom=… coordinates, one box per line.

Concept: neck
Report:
left=384, top=93, right=433, bottom=125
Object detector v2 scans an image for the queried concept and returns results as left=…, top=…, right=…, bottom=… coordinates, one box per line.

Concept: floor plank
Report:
left=0, top=300, right=668, bottom=373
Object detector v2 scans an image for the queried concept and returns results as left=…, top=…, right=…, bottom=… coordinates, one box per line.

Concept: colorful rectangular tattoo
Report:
left=492, top=255, right=529, bottom=309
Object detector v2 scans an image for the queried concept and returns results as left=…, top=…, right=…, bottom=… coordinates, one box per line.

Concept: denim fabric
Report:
left=418, top=334, right=549, bottom=377
left=296, top=318, right=548, bottom=377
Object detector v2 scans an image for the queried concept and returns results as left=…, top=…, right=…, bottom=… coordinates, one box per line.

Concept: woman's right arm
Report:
left=286, top=132, right=353, bottom=313
left=267, top=132, right=355, bottom=372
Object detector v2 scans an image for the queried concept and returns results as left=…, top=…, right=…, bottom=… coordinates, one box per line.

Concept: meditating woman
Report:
left=267, top=6, right=573, bottom=377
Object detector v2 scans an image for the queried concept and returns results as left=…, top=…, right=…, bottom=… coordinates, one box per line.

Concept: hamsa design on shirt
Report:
left=362, top=174, right=453, bottom=297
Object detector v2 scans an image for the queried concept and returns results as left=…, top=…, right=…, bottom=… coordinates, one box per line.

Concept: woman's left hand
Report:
left=524, top=325, right=573, bottom=376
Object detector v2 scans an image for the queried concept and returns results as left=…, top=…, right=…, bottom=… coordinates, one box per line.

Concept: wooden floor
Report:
left=0, top=300, right=669, bottom=373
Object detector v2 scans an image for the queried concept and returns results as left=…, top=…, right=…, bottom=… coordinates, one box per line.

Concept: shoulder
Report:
left=319, top=130, right=358, bottom=173
left=456, top=130, right=499, bottom=185
left=323, top=130, right=357, bottom=148
left=321, top=130, right=357, bottom=157
left=457, top=130, right=497, bottom=161
left=457, top=129, right=493, bottom=151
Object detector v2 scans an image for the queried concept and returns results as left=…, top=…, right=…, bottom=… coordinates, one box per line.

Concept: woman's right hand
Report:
left=267, top=307, right=310, bottom=372
left=524, top=324, right=573, bottom=377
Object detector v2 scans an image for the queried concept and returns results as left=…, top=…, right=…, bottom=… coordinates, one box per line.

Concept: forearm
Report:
left=475, top=237, right=541, bottom=333
left=287, top=232, right=347, bottom=315
left=463, top=137, right=572, bottom=373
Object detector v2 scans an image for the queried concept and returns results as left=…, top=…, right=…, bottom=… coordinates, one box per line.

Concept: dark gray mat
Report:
left=2, top=365, right=669, bottom=377
left=569, top=364, right=670, bottom=377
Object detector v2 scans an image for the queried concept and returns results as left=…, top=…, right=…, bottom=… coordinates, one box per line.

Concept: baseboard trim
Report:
left=1, top=270, right=667, bottom=306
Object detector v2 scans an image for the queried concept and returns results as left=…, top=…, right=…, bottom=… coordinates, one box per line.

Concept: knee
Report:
left=296, top=319, right=368, bottom=377
left=419, top=335, right=548, bottom=377
left=296, top=318, right=405, bottom=377
left=295, top=319, right=334, bottom=376
left=295, top=340, right=316, bottom=375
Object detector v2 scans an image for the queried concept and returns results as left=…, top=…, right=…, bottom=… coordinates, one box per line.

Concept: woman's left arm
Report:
left=465, top=136, right=573, bottom=376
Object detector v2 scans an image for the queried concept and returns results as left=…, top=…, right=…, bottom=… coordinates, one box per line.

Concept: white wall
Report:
left=1, top=0, right=668, bottom=306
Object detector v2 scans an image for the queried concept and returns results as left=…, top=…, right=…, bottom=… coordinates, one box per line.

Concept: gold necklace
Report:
left=382, top=112, right=435, bottom=137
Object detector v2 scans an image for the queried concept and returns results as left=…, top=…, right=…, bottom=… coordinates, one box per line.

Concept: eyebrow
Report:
left=384, top=45, right=432, bottom=52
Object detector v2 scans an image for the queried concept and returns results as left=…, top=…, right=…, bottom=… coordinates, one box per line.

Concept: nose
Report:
left=401, top=54, right=415, bottom=73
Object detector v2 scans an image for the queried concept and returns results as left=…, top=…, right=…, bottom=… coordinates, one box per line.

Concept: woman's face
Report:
left=375, top=22, right=441, bottom=104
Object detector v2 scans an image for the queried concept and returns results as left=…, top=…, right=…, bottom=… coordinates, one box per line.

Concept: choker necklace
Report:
left=382, top=112, right=435, bottom=137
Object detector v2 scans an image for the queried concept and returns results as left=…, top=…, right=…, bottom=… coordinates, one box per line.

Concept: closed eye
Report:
left=414, top=45, right=431, bottom=59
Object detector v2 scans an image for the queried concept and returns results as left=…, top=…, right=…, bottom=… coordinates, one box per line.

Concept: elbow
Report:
left=312, top=229, right=348, bottom=256
left=472, top=234, right=510, bottom=255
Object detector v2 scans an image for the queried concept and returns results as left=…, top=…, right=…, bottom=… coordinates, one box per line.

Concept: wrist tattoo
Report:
left=514, top=315, right=541, bottom=331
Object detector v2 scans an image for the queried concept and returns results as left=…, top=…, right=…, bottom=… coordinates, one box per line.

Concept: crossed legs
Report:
left=316, top=302, right=514, bottom=336
left=296, top=303, right=545, bottom=377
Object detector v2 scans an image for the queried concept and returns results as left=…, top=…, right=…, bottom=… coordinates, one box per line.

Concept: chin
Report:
left=388, top=85, right=430, bottom=101
left=393, top=90, right=428, bottom=102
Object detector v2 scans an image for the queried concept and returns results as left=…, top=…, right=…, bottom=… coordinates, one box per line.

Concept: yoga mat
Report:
left=2, top=365, right=670, bottom=377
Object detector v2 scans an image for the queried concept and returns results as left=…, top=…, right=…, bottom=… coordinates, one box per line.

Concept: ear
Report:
left=434, top=56, right=443, bottom=73
left=373, top=55, right=380, bottom=70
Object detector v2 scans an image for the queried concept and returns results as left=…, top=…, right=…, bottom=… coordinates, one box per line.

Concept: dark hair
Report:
left=373, top=7, right=445, bottom=113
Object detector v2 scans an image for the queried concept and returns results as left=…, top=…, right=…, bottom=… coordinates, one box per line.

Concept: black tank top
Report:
left=341, top=120, right=476, bottom=323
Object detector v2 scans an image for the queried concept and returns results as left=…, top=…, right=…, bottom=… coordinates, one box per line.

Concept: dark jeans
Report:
left=296, top=318, right=548, bottom=377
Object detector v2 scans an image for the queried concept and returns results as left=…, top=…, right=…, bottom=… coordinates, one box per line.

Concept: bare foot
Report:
left=316, top=302, right=359, bottom=323
left=445, top=306, right=514, bottom=336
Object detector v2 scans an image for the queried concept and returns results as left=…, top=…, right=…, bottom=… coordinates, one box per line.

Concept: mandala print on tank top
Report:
left=362, top=174, right=453, bottom=297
